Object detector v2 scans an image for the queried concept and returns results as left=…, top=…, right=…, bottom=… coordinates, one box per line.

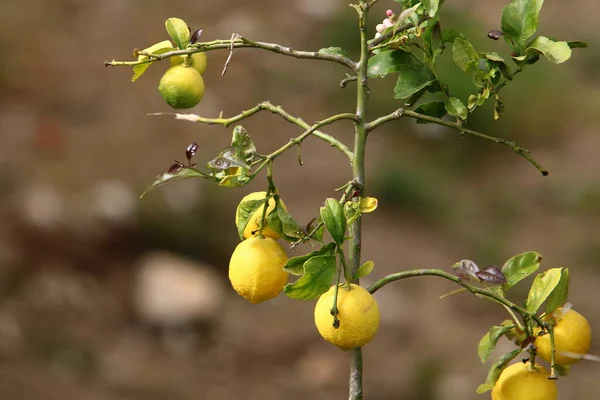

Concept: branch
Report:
left=367, top=269, right=534, bottom=317
left=149, top=101, right=355, bottom=161
left=250, top=112, right=359, bottom=175
left=365, top=108, right=549, bottom=176
left=105, top=36, right=357, bottom=71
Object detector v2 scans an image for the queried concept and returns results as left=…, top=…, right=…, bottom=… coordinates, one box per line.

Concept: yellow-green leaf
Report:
left=359, top=197, right=378, bottom=213
left=132, top=40, right=175, bottom=82
left=165, top=17, right=190, bottom=50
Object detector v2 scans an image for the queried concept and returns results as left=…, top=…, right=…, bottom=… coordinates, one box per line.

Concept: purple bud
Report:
left=186, top=142, right=199, bottom=163
left=386, top=9, right=394, bottom=17
left=487, top=30, right=503, bottom=40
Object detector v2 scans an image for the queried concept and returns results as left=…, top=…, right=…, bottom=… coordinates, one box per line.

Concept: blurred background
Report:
left=0, top=0, right=599, bottom=399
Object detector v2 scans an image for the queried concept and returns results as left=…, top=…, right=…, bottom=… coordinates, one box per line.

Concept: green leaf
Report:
left=353, top=261, right=374, bottom=280
left=423, top=0, right=439, bottom=17
left=318, top=47, right=352, bottom=60
left=367, top=50, right=411, bottom=79
left=476, top=349, right=522, bottom=394
left=442, top=28, right=462, bottom=44
left=343, top=201, right=361, bottom=225
left=393, top=62, right=436, bottom=99
left=141, top=167, right=208, bottom=198
left=284, top=255, right=337, bottom=300
left=423, top=19, right=443, bottom=59
left=320, top=198, right=347, bottom=245
left=501, top=0, right=544, bottom=49
left=215, top=169, right=252, bottom=187
left=445, top=97, right=468, bottom=120
left=165, top=17, right=191, bottom=50
left=235, top=197, right=268, bottom=240
left=525, top=268, right=563, bottom=313
left=501, top=251, right=542, bottom=290
left=283, top=242, right=336, bottom=276
left=132, top=40, right=176, bottom=82
left=452, top=38, right=479, bottom=73
left=414, top=101, right=446, bottom=123
left=478, top=325, right=516, bottom=364
left=485, top=52, right=513, bottom=80
left=525, top=36, right=571, bottom=64
left=207, top=147, right=250, bottom=171
left=266, top=202, right=304, bottom=241
left=230, top=125, right=256, bottom=164
left=545, top=268, right=569, bottom=314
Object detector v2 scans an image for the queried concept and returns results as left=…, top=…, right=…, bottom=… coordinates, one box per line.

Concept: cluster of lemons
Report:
left=228, top=192, right=380, bottom=350
left=492, top=307, right=592, bottom=400
left=158, top=52, right=207, bottom=109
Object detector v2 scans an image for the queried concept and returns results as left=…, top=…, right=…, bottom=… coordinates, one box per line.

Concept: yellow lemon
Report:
left=235, top=191, right=287, bottom=240
left=492, top=362, right=557, bottom=400
left=535, top=307, right=592, bottom=365
left=158, top=65, right=204, bottom=109
left=170, top=52, right=208, bottom=75
left=228, top=237, right=289, bottom=304
left=314, top=284, right=379, bottom=350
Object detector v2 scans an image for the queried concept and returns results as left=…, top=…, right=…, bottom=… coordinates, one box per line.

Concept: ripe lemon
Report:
left=158, top=65, right=204, bottom=109
left=535, top=307, right=592, bottom=365
left=228, top=236, right=289, bottom=304
left=170, top=52, right=208, bottom=74
left=235, top=191, right=287, bottom=240
left=491, top=362, right=557, bottom=400
left=314, top=284, right=380, bottom=350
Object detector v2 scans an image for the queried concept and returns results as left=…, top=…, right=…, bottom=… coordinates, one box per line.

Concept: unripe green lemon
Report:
left=228, top=237, right=289, bottom=304
left=235, top=191, right=287, bottom=240
left=535, top=307, right=592, bottom=365
left=170, top=52, right=208, bottom=74
left=314, top=284, right=380, bottom=350
left=158, top=65, right=204, bottom=109
left=492, top=362, right=557, bottom=400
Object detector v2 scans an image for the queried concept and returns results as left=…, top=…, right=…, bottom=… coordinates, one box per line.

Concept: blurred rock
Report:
left=133, top=251, right=224, bottom=327
left=90, top=179, right=136, bottom=224
left=17, top=185, right=64, bottom=229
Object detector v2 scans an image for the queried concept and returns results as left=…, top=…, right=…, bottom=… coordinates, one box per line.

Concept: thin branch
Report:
left=340, top=74, right=358, bottom=88
left=249, top=112, right=359, bottom=175
left=105, top=36, right=357, bottom=71
left=365, top=108, right=549, bottom=176
left=149, top=101, right=355, bottom=160
left=368, top=269, right=535, bottom=317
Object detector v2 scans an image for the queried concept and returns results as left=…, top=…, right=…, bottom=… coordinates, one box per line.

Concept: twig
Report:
left=149, top=101, right=355, bottom=160
left=340, top=74, right=358, bottom=88
left=365, top=108, right=549, bottom=176
left=368, top=16, right=429, bottom=50
left=221, top=33, right=239, bottom=76
left=105, top=36, right=357, bottom=71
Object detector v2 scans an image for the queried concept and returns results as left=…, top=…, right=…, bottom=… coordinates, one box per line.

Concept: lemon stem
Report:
left=256, top=162, right=275, bottom=238
left=547, top=324, right=558, bottom=379
left=183, top=54, right=193, bottom=67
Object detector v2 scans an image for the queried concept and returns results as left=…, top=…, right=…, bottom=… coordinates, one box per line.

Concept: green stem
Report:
left=348, top=2, right=370, bottom=399
left=149, top=101, right=354, bottom=161
left=368, top=269, right=534, bottom=317
left=105, top=36, right=357, bottom=70
left=365, top=108, right=549, bottom=176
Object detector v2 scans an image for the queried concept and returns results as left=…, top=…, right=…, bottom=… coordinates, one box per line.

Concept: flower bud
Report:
left=375, top=23, right=387, bottom=34
left=386, top=9, right=394, bottom=18
left=383, top=18, right=394, bottom=28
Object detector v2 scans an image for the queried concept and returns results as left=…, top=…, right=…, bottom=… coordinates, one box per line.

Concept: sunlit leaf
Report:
left=267, top=202, right=304, bottom=241
left=501, top=251, right=542, bottom=290
left=501, top=0, right=544, bottom=49
left=545, top=268, right=569, bottom=314
left=423, top=0, right=440, bottom=18
left=525, top=268, right=562, bottom=313
left=284, top=242, right=336, bottom=276
left=368, top=50, right=411, bottom=79
left=235, top=197, right=268, bottom=240
left=165, top=17, right=190, bottom=50
left=478, top=325, right=516, bottom=363
left=353, top=261, right=374, bottom=280
left=141, top=167, right=208, bottom=198
left=284, top=255, right=337, bottom=300
left=445, top=97, right=468, bottom=120
left=132, top=40, right=175, bottom=82
left=525, top=36, right=571, bottom=64
left=359, top=197, right=378, bottom=213
left=452, top=38, right=479, bottom=73
left=318, top=47, right=352, bottom=60
left=320, top=198, right=347, bottom=245
left=230, top=125, right=256, bottom=164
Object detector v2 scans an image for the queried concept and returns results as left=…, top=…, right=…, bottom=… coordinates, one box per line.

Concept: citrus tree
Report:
left=105, top=0, right=593, bottom=398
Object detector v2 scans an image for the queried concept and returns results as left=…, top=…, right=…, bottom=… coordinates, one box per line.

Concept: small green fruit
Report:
left=158, top=65, right=204, bottom=109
